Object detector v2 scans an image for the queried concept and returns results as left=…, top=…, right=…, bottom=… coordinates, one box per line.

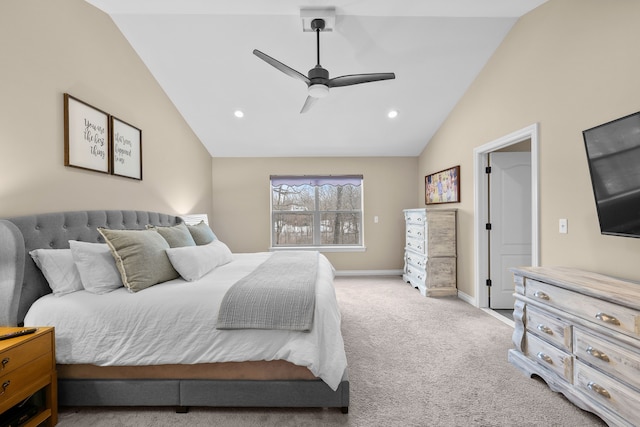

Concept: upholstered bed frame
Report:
left=0, top=210, right=349, bottom=412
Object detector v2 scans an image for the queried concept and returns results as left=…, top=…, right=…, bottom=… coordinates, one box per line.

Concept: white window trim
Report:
left=269, top=175, right=365, bottom=251
left=270, top=245, right=366, bottom=252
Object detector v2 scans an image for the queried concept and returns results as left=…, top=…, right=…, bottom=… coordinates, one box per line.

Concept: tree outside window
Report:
left=271, top=175, right=363, bottom=247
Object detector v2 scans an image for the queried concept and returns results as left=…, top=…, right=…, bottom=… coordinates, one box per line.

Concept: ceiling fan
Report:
left=253, top=18, right=395, bottom=113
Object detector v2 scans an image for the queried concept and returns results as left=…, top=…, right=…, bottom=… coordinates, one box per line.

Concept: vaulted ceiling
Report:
left=85, top=0, right=547, bottom=157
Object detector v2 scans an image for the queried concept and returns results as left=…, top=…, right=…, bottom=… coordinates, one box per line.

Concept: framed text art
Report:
left=64, top=93, right=110, bottom=173
left=425, top=165, right=460, bottom=205
left=111, top=116, right=142, bottom=180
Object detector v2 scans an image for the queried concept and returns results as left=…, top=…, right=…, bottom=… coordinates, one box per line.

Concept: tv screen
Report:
left=583, top=111, right=640, bottom=238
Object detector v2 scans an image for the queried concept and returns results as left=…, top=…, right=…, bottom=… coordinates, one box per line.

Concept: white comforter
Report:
left=24, top=252, right=347, bottom=390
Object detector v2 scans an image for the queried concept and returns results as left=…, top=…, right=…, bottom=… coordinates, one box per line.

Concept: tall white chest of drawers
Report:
left=509, top=267, right=640, bottom=426
left=402, top=208, right=457, bottom=297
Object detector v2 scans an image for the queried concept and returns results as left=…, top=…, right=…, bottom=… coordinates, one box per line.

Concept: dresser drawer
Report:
left=0, top=353, right=52, bottom=409
left=0, top=332, right=50, bottom=377
left=406, top=237, right=425, bottom=254
left=405, top=252, right=426, bottom=270
left=404, top=211, right=426, bottom=225
left=406, top=224, right=424, bottom=241
left=574, top=327, right=640, bottom=391
left=526, top=305, right=572, bottom=352
left=526, top=333, right=573, bottom=381
left=525, top=279, right=640, bottom=338
left=574, top=360, right=640, bottom=426
left=405, top=265, right=425, bottom=285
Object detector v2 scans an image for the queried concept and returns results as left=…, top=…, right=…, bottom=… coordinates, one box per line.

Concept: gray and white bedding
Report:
left=217, top=251, right=318, bottom=332
left=24, top=252, right=347, bottom=391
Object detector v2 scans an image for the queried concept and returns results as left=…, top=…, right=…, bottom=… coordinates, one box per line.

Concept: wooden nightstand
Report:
left=0, top=327, right=57, bottom=426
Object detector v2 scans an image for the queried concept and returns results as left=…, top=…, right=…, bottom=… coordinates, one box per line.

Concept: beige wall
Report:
left=419, top=0, right=640, bottom=296
left=211, top=157, right=417, bottom=271
left=0, top=0, right=212, bottom=218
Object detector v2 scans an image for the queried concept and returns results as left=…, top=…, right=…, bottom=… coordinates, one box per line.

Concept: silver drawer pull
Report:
left=595, top=312, right=620, bottom=326
left=533, top=290, right=550, bottom=300
left=586, top=346, right=610, bottom=362
left=536, top=352, right=553, bottom=364
left=587, top=382, right=611, bottom=399
left=537, top=324, right=553, bottom=335
left=0, top=380, right=9, bottom=396
left=1, top=357, right=8, bottom=369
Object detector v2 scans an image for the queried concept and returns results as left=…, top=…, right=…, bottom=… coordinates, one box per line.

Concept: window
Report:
left=270, top=175, right=363, bottom=248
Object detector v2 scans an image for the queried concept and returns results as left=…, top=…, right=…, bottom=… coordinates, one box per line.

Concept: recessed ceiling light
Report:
left=234, top=110, right=244, bottom=118
left=387, top=110, right=398, bottom=119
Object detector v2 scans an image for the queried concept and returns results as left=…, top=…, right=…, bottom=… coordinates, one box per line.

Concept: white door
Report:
left=489, top=152, right=532, bottom=309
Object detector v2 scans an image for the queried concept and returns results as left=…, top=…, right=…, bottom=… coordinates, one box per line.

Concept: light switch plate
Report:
left=559, top=218, right=568, bottom=234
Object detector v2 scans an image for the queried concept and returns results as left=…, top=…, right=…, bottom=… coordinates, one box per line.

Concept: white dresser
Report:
left=509, top=267, right=640, bottom=427
left=402, top=208, right=457, bottom=297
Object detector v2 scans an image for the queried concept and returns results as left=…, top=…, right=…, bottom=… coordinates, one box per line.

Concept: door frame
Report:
left=473, top=123, right=540, bottom=308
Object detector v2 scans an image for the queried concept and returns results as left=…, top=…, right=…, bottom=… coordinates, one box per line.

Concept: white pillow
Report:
left=69, top=240, right=123, bottom=294
left=29, top=249, right=84, bottom=296
left=165, top=240, right=233, bottom=281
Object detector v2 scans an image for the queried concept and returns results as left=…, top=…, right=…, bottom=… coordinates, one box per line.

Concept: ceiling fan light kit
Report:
left=308, top=84, right=329, bottom=98
left=253, top=7, right=395, bottom=113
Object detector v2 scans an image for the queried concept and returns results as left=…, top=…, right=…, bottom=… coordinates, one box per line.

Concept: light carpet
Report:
left=56, top=276, right=606, bottom=426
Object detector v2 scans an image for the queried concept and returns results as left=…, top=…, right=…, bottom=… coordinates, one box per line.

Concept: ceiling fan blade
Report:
left=300, top=95, right=319, bottom=114
left=253, top=49, right=309, bottom=84
left=328, top=72, right=395, bottom=88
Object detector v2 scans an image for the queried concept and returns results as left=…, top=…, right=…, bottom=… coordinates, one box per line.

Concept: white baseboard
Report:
left=481, top=308, right=515, bottom=328
left=335, top=269, right=403, bottom=277
left=456, top=289, right=475, bottom=306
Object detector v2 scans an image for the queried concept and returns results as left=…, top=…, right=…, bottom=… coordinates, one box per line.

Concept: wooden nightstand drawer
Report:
left=526, top=305, right=572, bottom=352
left=0, top=353, right=52, bottom=409
left=0, top=327, right=56, bottom=426
left=0, top=333, right=50, bottom=377
left=574, top=327, right=640, bottom=391
left=526, top=333, right=573, bottom=382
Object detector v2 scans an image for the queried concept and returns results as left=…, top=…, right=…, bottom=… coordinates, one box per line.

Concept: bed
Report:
left=0, top=210, right=349, bottom=413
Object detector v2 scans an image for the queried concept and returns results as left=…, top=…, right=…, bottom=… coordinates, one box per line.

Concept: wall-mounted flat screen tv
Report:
left=583, top=111, right=640, bottom=238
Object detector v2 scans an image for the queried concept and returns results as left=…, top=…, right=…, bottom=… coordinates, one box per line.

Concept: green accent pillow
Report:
left=98, top=228, right=179, bottom=292
left=147, top=222, right=196, bottom=248
left=187, top=221, right=217, bottom=245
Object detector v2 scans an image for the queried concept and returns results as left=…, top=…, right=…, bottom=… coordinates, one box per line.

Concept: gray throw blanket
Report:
left=216, top=251, right=318, bottom=332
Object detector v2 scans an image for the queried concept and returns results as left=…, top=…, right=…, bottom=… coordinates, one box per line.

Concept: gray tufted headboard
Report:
left=0, top=210, right=182, bottom=326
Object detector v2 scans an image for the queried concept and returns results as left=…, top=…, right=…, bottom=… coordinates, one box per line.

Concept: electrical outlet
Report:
left=559, top=218, right=568, bottom=234
left=374, top=216, right=379, bottom=224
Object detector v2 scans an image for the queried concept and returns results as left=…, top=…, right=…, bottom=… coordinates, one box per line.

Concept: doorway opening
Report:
left=473, top=124, right=540, bottom=313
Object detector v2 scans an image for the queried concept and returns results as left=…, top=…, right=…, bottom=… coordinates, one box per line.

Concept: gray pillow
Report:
left=187, top=221, right=217, bottom=245
left=147, top=222, right=196, bottom=248
left=98, top=228, right=179, bottom=292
